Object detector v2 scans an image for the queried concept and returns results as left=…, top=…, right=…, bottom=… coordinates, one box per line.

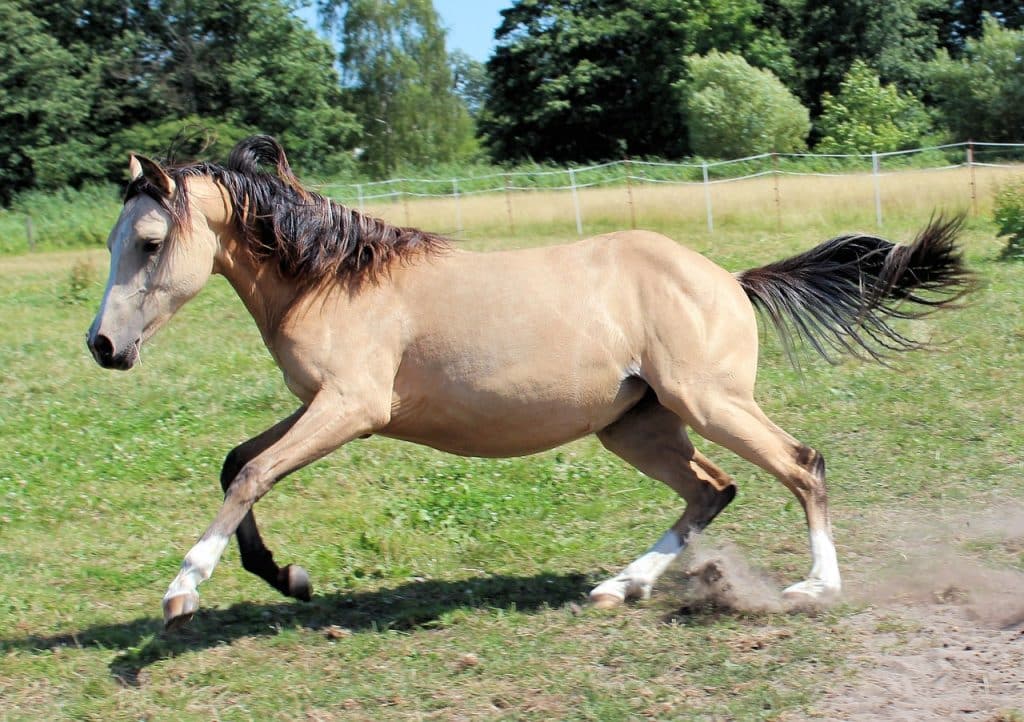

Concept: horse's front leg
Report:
left=162, top=391, right=381, bottom=629
left=218, top=407, right=311, bottom=601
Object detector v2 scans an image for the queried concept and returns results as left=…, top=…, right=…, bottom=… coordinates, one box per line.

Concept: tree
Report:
left=450, top=50, right=489, bottom=119
left=933, top=1, right=1024, bottom=56
left=927, top=16, right=1024, bottom=142
left=816, top=60, right=931, bottom=152
left=0, top=1, right=93, bottom=200
left=683, top=51, right=810, bottom=158
left=320, top=0, right=478, bottom=175
left=8, top=0, right=359, bottom=197
left=480, top=0, right=795, bottom=163
left=782, top=0, right=944, bottom=115
left=114, top=0, right=361, bottom=175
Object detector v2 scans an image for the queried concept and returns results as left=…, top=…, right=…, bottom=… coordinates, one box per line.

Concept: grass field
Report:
left=1, top=175, right=1022, bottom=719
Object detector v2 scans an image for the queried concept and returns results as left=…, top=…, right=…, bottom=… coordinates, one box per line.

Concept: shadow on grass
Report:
left=1, top=571, right=588, bottom=686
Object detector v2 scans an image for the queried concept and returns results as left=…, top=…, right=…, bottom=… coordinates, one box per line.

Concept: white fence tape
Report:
left=313, top=141, right=1023, bottom=235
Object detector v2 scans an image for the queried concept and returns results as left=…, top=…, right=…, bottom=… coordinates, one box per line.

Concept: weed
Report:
left=59, top=258, right=97, bottom=305
left=994, top=175, right=1024, bottom=260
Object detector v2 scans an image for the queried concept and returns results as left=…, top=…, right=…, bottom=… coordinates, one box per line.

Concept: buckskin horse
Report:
left=86, top=136, right=973, bottom=629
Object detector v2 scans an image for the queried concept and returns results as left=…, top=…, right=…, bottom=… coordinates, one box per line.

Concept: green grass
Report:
left=0, top=184, right=123, bottom=254
left=0, top=213, right=1021, bottom=719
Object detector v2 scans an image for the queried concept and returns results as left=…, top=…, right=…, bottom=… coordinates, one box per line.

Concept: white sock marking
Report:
left=591, top=530, right=683, bottom=601
left=164, top=533, right=230, bottom=600
left=808, top=528, right=841, bottom=589
left=783, top=528, right=842, bottom=599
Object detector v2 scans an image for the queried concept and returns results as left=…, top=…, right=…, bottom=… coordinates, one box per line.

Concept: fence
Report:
left=315, top=141, right=1024, bottom=236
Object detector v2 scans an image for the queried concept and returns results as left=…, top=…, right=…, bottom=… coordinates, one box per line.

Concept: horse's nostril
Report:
left=91, top=333, right=115, bottom=365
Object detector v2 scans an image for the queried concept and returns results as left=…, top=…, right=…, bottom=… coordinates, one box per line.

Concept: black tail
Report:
left=736, top=215, right=975, bottom=363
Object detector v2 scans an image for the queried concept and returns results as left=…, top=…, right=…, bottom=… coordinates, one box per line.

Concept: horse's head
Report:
left=87, top=155, right=220, bottom=370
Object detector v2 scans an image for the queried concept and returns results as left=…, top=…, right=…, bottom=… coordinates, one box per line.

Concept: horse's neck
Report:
left=193, top=177, right=298, bottom=343
left=216, top=237, right=298, bottom=344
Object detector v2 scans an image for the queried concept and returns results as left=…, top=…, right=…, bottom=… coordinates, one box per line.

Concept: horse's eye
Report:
left=141, top=240, right=162, bottom=254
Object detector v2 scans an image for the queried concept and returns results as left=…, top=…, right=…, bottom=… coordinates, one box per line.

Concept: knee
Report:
left=224, top=460, right=269, bottom=505
left=221, top=449, right=243, bottom=492
left=221, top=447, right=252, bottom=492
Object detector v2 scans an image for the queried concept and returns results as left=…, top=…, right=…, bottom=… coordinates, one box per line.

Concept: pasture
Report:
left=1, top=171, right=1023, bottom=720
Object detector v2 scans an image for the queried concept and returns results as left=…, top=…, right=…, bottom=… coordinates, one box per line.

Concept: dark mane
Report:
left=125, top=135, right=449, bottom=287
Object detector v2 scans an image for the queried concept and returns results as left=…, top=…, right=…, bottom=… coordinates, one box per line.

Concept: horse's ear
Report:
left=129, top=154, right=176, bottom=197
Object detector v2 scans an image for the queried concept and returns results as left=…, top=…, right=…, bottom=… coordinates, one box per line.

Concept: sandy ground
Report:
left=681, top=507, right=1024, bottom=720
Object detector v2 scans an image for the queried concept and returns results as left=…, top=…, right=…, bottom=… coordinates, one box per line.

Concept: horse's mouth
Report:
left=109, top=343, right=140, bottom=371
left=88, top=335, right=141, bottom=371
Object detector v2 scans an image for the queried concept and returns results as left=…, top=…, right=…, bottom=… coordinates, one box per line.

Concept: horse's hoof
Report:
left=589, top=592, right=625, bottom=610
left=163, top=591, right=199, bottom=631
left=282, top=564, right=312, bottom=601
left=782, top=579, right=840, bottom=603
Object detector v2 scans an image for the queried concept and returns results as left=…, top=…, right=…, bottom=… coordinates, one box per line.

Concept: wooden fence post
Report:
left=568, top=167, right=583, bottom=236
left=967, top=140, right=977, bottom=216
left=872, top=150, right=883, bottom=227
left=452, top=178, right=463, bottom=234
left=624, top=157, right=637, bottom=229
left=504, top=174, right=515, bottom=234
left=772, top=152, right=782, bottom=230
left=702, top=162, right=714, bottom=234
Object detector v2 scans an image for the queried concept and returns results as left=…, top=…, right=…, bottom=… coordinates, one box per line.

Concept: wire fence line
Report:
left=314, top=141, right=1024, bottom=235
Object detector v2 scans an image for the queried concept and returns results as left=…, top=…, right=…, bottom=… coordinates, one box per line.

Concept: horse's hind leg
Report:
left=218, top=408, right=311, bottom=601
left=591, top=393, right=737, bottom=608
left=658, top=387, right=840, bottom=600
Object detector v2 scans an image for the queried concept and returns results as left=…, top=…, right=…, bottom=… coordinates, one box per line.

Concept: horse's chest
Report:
left=281, top=369, right=317, bottom=403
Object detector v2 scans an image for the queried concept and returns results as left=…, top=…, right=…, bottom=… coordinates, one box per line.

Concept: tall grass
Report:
left=2, top=161, right=1020, bottom=255
left=366, top=165, right=1020, bottom=245
left=0, top=184, right=122, bottom=254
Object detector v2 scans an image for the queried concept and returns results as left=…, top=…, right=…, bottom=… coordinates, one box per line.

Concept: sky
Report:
left=298, top=1, right=510, bottom=62
left=434, top=0, right=509, bottom=61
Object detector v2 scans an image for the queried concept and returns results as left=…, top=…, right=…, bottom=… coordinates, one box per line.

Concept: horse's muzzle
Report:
left=87, top=333, right=139, bottom=370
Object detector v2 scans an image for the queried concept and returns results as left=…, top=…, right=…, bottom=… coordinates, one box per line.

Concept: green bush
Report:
left=682, top=51, right=811, bottom=158
left=816, top=60, right=931, bottom=153
left=927, top=16, right=1024, bottom=145
left=994, top=177, right=1024, bottom=261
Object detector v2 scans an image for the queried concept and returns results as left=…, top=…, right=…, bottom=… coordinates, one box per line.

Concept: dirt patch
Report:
left=818, top=506, right=1024, bottom=719
left=818, top=604, right=1024, bottom=720
left=673, top=507, right=1024, bottom=719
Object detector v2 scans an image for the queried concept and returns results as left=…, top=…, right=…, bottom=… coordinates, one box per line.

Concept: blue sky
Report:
left=299, top=2, right=510, bottom=62
left=434, top=0, right=509, bottom=61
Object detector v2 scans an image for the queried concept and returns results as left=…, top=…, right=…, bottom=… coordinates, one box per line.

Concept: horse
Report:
left=86, top=135, right=973, bottom=630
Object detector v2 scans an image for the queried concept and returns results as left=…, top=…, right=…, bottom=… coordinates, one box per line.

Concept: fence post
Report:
left=967, top=140, right=977, bottom=216
left=25, top=214, right=35, bottom=252
left=568, top=167, right=583, bottom=236
left=356, top=183, right=364, bottom=212
left=702, top=162, right=714, bottom=234
left=452, top=178, right=463, bottom=234
left=624, top=157, right=637, bottom=229
left=504, top=174, right=515, bottom=234
left=771, top=152, right=782, bottom=230
left=402, top=181, right=411, bottom=227
left=872, top=150, right=883, bottom=227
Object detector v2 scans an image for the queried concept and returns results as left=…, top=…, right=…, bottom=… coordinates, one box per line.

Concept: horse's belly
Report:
left=381, top=373, right=648, bottom=457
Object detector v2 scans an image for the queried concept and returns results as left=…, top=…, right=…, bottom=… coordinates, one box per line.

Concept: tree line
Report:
left=1, top=0, right=1021, bottom=203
